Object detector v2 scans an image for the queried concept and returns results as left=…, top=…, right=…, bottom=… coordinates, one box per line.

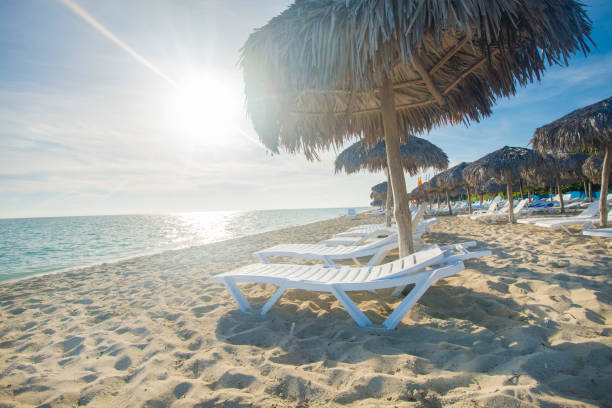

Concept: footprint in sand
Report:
left=114, top=356, right=131, bottom=370
left=173, top=382, right=193, bottom=399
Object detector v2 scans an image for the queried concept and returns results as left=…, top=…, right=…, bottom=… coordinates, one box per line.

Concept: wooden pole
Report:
left=381, top=75, right=413, bottom=255
left=588, top=182, right=592, bottom=202
left=467, top=185, right=473, bottom=214
left=599, top=144, right=611, bottom=228
left=446, top=190, right=452, bottom=215
left=557, top=178, right=565, bottom=214
left=519, top=179, right=524, bottom=200
left=583, top=179, right=588, bottom=201
left=506, top=171, right=515, bottom=223
left=384, top=170, right=393, bottom=227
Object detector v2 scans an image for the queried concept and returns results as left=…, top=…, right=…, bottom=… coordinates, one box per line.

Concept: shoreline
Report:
left=1, top=211, right=370, bottom=285
left=0, top=214, right=610, bottom=407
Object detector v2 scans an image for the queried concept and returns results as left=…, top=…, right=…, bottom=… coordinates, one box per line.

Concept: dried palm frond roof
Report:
left=242, top=0, right=592, bottom=157
left=335, top=137, right=448, bottom=175
left=371, top=182, right=388, bottom=194
left=439, top=162, right=470, bottom=190
left=532, top=97, right=611, bottom=152
left=582, top=153, right=612, bottom=183
left=462, top=146, right=544, bottom=185
left=370, top=199, right=383, bottom=207
left=408, top=182, right=429, bottom=199
left=549, top=152, right=588, bottom=178
left=478, top=178, right=505, bottom=194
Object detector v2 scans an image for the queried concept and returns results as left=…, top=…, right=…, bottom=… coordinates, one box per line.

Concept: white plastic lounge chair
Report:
left=533, top=212, right=610, bottom=235
left=322, top=226, right=396, bottom=246
left=461, top=196, right=502, bottom=219
left=581, top=227, right=612, bottom=238
left=471, top=199, right=528, bottom=223
left=336, top=205, right=427, bottom=238
left=517, top=201, right=599, bottom=225
left=253, top=233, right=398, bottom=267
left=215, top=243, right=491, bottom=330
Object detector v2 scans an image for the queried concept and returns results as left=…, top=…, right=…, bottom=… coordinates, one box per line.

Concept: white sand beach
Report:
left=0, top=214, right=610, bottom=408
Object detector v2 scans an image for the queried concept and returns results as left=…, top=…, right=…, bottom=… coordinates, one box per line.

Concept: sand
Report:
left=0, top=213, right=610, bottom=407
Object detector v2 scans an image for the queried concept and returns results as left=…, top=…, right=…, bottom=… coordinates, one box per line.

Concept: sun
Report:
left=165, top=72, right=241, bottom=145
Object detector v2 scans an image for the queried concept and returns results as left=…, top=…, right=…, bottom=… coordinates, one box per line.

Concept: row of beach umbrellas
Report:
left=409, top=97, right=611, bottom=226
left=240, top=0, right=595, bottom=255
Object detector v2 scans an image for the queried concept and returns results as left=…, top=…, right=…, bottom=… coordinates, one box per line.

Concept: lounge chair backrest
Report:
left=411, top=205, right=427, bottom=230
left=370, top=246, right=445, bottom=280
left=513, top=199, right=528, bottom=213
left=487, top=196, right=502, bottom=213
left=579, top=201, right=600, bottom=218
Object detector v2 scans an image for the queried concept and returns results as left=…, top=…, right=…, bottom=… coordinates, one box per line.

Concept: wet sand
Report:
left=0, top=213, right=610, bottom=407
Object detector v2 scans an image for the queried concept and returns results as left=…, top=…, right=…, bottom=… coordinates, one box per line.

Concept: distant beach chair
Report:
left=460, top=196, right=501, bottom=218
left=581, top=227, right=612, bottom=239
left=215, top=243, right=491, bottom=330
left=253, top=233, right=398, bottom=267
left=533, top=211, right=610, bottom=235
left=470, top=199, right=528, bottom=223
left=517, top=201, right=599, bottom=226
left=335, top=204, right=427, bottom=238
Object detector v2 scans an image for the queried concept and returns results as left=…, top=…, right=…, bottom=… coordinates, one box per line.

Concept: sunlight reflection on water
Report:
left=0, top=207, right=368, bottom=281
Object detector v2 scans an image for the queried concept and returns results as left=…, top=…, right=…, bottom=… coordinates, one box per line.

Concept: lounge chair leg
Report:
left=383, top=274, right=437, bottom=330
left=258, top=254, right=270, bottom=264
left=366, top=249, right=388, bottom=267
left=330, top=285, right=372, bottom=328
left=223, top=278, right=252, bottom=313
left=261, top=285, right=286, bottom=315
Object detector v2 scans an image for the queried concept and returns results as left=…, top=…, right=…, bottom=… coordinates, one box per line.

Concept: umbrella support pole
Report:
left=505, top=171, right=515, bottom=223
left=557, top=178, right=565, bottom=213
left=600, top=145, right=610, bottom=228
left=467, top=185, right=473, bottom=214
left=446, top=190, right=452, bottom=216
left=385, top=170, right=393, bottom=227
left=583, top=179, right=588, bottom=201
left=381, top=75, right=413, bottom=256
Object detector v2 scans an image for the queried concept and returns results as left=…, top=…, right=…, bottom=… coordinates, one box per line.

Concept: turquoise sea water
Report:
left=0, top=207, right=369, bottom=282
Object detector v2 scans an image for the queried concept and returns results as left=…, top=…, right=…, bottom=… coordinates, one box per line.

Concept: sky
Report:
left=1, top=0, right=611, bottom=218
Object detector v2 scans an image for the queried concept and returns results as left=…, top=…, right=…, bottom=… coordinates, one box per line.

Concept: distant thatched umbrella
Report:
left=463, top=147, right=543, bottom=223
left=370, top=199, right=383, bottom=208
left=370, top=182, right=388, bottom=202
left=241, top=0, right=592, bottom=256
left=439, top=162, right=471, bottom=214
left=582, top=153, right=612, bottom=183
left=532, top=97, right=611, bottom=226
left=335, top=137, right=448, bottom=226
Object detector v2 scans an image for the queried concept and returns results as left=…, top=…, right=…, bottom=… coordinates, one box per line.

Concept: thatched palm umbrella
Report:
left=463, top=147, right=543, bottom=223
left=370, top=199, right=383, bottom=208
left=370, top=182, right=388, bottom=207
left=532, top=97, right=611, bottom=226
left=335, top=137, right=448, bottom=226
left=439, top=162, right=471, bottom=214
left=241, top=0, right=592, bottom=256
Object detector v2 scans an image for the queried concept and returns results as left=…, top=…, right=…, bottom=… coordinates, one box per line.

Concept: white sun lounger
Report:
left=336, top=205, right=426, bottom=238
left=581, top=228, right=612, bottom=238
left=533, top=213, right=610, bottom=235
left=517, top=201, right=600, bottom=225
left=253, top=233, right=398, bottom=267
left=470, top=199, right=528, bottom=223
left=460, top=196, right=502, bottom=218
left=215, top=243, right=491, bottom=330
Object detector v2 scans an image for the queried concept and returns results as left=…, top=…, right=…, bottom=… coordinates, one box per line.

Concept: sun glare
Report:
left=165, top=73, right=241, bottom=146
